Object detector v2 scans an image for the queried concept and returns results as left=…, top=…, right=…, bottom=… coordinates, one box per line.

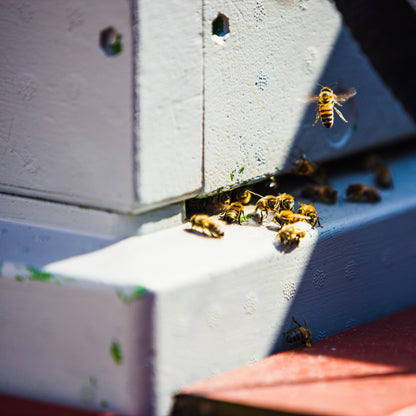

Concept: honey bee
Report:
left=233, top=187, right=252, bottom=205
left=346, top=183, right=381, bottom=203
left=276, top=193, right=295, bottom=212
left=361, top=154, right=393, bottom=189
left=212, top=192, right=231, bottom=208
left=292, top=153, right=319, bottom=176
left=189, top=214, right=224, bottom=238
left=277, top=222, right=311, bottom=252
left=285, top=316, right=313, bottom=348
left=310, top=86, right=357, bottom=128
left=297, top=202, right=321, bottom=227
left=273, top=210, right=310, bottom=227
left=221, top=202, right=246, bottom=224
left=301, top=184, right=338, bottom=204
left=375, top=165, right=394, bottom=189
left=254, top=195, right=279, bottom=223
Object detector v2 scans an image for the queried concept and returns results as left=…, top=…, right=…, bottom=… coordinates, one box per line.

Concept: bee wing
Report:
left=335, top=88, right=357, bottom=102
left=293, top=213, right=311, bottom=221
left=303, top=94, right=320, bottom=103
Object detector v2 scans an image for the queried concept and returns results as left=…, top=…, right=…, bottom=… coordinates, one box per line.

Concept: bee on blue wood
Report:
left=285, top=316, right=313, bottom=348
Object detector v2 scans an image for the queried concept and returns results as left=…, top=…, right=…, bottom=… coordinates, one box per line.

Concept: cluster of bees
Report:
left=186, top=86, right=395, bottom=348
left=187, top=148, right=393, bottom=256
left=187, top=180, right=320, bottom=252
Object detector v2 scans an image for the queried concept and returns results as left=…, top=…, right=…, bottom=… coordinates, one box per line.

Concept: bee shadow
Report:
left=265, top=224, right=281, bottom=233
left=184, top=228, right=215, bottom=238
left=272, top=239, right=298, bottom=254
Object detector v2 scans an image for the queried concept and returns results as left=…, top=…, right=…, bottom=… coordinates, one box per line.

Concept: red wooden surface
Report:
left=171, top=306, right=416, bottom=416
left=0, top=393, right=118, bottom=416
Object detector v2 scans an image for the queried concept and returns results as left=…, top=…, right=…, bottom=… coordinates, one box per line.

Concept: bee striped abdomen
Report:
left=285, top=327, right=309, bottom=344
left=207, top=222, right=224, bottom=237
left=320, top=104, right=334, bottom=128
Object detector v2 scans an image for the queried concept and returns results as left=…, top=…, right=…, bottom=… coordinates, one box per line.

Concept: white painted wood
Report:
left=202, top=0, right=416, bottom=195
left=2, top=148, right=416, bottom=415
left=0, top=0, right=203, bottom=213
left=134, top=0, right=203, bottom=206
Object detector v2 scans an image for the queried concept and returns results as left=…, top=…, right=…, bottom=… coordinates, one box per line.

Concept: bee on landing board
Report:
left=189, top=214, right=224, bottom=238
left=297, top=202, right=321, bottom=228
left=221, top=202, right=246, bottom=224
left=233, top=187, right=252, bottom=205
left=277, top=222, right=311, bottom=252
left=310, top=86, right=356, bottom=128
left=276, top=193, right=295, bottom=212
left=346, top=183, right=381, bottom=203
left=301, top=184, right=338, bottom=205
left=273, top=210, right=310, bottom=227
left=212, top=192, right=231, bottom=208
left=375, top=165, right=394, bottom=189
left=285, top=316, right=313, bottom=348
left=254, top=195, right=279, bottom=223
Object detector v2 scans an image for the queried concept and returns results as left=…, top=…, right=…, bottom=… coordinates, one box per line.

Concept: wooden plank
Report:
left=170, top=306, right=416, bottom=416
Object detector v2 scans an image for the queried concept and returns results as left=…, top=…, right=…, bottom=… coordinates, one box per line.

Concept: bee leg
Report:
left=292, top=316, right=302, bottom=327
left=312, top=110, right=320, bottom=126
left=334, top=106, right=348, bottom=123
left=303, top=316, right=309, bottom=329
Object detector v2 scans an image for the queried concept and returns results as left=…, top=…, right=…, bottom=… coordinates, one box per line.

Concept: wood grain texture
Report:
left=0, top=0, right=203, bottom=213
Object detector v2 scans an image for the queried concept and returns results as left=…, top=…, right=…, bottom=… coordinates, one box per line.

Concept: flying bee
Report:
left=292, top=153, right=319, bottom=176
left=346, top=183, right=381, bottom=203
left=301, top=184, right=338, bottom=205
left=221, top=202, right=246, bottom=224
left=297, top=202, right=321, bottom=228
left=310, top=86, right=356, bottom=128
left=189, top=214, right=224, bottom=238
left=285, top=316, right=313, bottom=348
left=277, top=222, right=311, bottom=252
left=233, top=187, right=252, bottom=205
left=277, top=193, right=295, bottom=212
left=254, top=195, right=279, bottom=223
left=273, top=210, right=310, bottom=227
left=375, top=165, right=394, bottom=189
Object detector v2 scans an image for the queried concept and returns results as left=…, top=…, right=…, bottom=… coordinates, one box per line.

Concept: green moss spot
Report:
left=15, top=275, right=25, bottom=282
left=110, top=340, right=123, bottom=365
left=116, top=285, right=147, bottom=304
left=275, top=167, right=280, bottom=172
left=239, top=167, right=245, bottom=174
left=27, top=266, right=52, bottom=282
